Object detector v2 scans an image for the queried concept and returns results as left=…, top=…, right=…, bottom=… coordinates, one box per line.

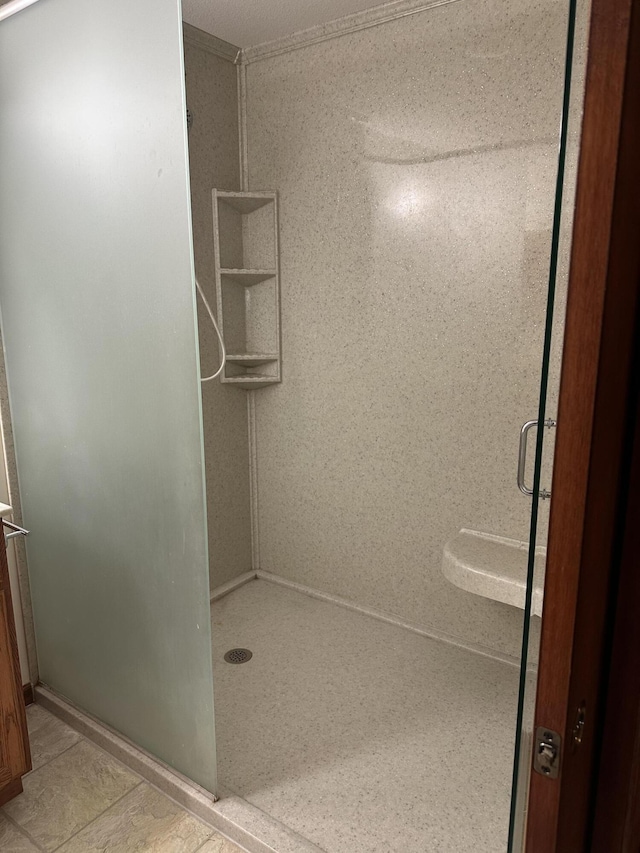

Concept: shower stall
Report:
left=186, top=0, right=587, bottom=848
left=0, top=0, right=590, bottom=850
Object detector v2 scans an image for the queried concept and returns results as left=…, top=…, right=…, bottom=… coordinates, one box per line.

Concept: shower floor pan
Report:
left=211, top=578, right=520, bottom=853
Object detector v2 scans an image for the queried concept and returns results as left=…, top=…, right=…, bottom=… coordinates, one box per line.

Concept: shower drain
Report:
left=224, top=648, right=253, bottom=664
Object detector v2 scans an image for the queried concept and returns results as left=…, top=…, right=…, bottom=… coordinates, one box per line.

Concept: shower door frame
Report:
left=524, top=0, right=640, bottom=847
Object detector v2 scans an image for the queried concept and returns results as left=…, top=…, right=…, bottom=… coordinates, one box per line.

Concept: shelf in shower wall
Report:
left=213, top=189, right=281, bottom=390
left=225, top=354, right=279, bottom=367
left=442, top=528, right=546, bottom=617
left=220, top=269, right=277, bottom=285
left=215, top=191, right=275, bottom=214
left=224, top=376, right=280, bottom=390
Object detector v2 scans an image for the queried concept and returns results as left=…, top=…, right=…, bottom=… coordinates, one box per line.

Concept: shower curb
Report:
left=34, top=685, right=325, bottom=853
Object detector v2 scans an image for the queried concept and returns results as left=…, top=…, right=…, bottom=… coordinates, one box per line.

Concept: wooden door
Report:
left=524, top=0, right=640, bottom=848
left=0, top=522, right=31, bottom=806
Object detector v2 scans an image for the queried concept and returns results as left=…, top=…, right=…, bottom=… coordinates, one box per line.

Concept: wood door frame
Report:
left=525, top=0, right=640, bottom=849
left=590, top=356, right=640, bottom=849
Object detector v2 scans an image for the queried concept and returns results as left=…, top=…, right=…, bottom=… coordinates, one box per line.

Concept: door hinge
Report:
left=534, top=727, right=561, bottom=779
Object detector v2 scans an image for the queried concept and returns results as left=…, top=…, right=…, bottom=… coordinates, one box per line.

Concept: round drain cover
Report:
left=224, top=648, right=253, bottom=664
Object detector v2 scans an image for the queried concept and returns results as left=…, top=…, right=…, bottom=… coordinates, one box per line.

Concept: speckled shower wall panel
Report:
left=184, top=42, right=252, bottom=588
left=247, top=0, right=573, bottom=657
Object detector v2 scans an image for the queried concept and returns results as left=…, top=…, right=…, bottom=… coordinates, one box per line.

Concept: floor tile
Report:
left=3, top=739, right=139, bottom=851
left=197, top=836, right=245, bottom=853
left=57, top=783, right=213, bottom=853
left=0, top=812, right=41, bottom=852
left=26, top=703, right=82, bottom=771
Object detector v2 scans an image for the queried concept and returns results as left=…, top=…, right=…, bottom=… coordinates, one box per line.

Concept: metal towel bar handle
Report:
left=2, top=519, right=29, bottom=541
left=518, top=419, right=556, bottom=500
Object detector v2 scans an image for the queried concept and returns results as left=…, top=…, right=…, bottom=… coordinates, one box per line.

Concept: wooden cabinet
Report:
left=0, top=522, right=30, bottom=805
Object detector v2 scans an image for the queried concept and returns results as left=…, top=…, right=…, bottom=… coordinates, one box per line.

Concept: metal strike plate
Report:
left=534, top=726, right=561, bottom=779
left=572, top=702, right=586, bottom=751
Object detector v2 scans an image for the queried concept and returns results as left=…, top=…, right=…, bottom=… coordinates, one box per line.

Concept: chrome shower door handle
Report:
left=517, top=420, right=538, bottom=497
left=518, top=419, right=556, bottom=500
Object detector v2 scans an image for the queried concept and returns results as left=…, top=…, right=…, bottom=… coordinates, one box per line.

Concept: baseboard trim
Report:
left=23, top=683, right=34, bottom=706
left=34, top=685, right=322, bottom=853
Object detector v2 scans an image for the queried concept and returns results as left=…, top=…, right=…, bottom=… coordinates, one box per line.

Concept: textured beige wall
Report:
left=184, top=41, right=252, bottom=589
left=246, top=0, right=575, bottom=657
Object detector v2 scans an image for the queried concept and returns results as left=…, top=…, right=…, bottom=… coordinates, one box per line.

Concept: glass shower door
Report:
left=508, top=0, right=587, bottom=846
left=0, top=0, right=216, bottom=791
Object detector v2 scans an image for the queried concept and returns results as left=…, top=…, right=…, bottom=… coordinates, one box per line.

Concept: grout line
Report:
left=32, top=689, right=220, bottom=831
left=54, top=709, right=253, bottom=850
left=192, top=830, right=233, bottom=853
left=131, top=775, right=247, bottom=852
left=35, top=685, right=322, bottom=853
left=26, top=738, right=81, bottom=773
left=1, top=809, right=48, bottom=852
left=253, top=570, right=520, bottom=668
left=48, top=782, right=143, bottom=852
left=29, top=709, right=227, bottom=852
left=193, top=838, right=214, bottom=853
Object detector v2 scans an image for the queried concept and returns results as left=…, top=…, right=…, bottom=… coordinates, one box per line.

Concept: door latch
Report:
left=533, top=727, right=561, bottom=778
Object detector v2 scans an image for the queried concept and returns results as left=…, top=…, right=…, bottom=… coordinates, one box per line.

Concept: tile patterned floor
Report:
left=0, top=704, right=243, bottom=853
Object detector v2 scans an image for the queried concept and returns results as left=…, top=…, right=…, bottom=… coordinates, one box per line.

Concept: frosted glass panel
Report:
left=0, top=0, right=216, bottom=790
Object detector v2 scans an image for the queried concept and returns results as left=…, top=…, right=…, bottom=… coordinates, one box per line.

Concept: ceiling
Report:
left=181, top=0, right=389, bottom=48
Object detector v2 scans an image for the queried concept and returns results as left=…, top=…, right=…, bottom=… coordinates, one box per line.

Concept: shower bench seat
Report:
left=442, top=528, right=546, bottom=617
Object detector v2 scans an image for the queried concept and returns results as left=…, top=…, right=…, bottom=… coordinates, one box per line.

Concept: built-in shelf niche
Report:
left=213, top=190, right=281, bottom=389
